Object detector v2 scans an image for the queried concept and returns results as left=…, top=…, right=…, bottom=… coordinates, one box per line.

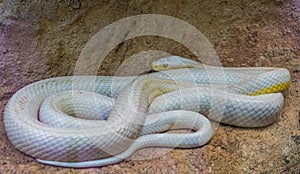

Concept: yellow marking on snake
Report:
left=249, top=81, right=290, bottom=96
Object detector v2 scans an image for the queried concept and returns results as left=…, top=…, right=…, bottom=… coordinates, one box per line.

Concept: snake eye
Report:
left=163, top=64, right=168, bottom=68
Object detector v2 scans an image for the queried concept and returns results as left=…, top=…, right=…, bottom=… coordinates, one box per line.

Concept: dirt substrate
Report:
left=0, top=0, right=299, bottom=173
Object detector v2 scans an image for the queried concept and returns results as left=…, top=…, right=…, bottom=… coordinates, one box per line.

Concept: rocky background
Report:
left=0, top=0, right=299, bottom=173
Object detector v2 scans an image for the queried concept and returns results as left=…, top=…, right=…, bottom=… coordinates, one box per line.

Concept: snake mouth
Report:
left=140, top=69, right=157, bottom=75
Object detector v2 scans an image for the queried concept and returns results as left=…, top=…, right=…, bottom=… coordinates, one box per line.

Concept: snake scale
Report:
left=4, top=56, right=290, bottom=168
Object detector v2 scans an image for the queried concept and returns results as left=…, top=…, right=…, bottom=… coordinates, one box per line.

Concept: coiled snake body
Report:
left=4, top=56, right=290, bottom=167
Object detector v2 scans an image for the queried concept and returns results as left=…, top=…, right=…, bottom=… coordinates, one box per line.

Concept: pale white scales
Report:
left=4, top=56, right=290, bottom=167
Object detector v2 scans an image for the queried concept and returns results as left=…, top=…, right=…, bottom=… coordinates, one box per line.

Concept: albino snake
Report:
left=4, top=56, right=290, bottom=168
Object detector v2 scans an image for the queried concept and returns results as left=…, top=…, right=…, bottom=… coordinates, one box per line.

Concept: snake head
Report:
left=151, top=56, right=201, bottom=71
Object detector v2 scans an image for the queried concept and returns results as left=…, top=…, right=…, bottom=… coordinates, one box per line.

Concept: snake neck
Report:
left=109, top=75, right=179, bottom=124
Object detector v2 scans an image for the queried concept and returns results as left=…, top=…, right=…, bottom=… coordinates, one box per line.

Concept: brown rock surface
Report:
left=0, top=0, right=299, bottom=173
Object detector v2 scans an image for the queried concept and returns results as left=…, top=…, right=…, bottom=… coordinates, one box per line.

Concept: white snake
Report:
left=4, top=56, right=290, bottom=168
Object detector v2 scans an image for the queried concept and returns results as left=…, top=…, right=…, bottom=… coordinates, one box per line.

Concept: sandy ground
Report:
left=0, top=0, right=299, bottom=173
